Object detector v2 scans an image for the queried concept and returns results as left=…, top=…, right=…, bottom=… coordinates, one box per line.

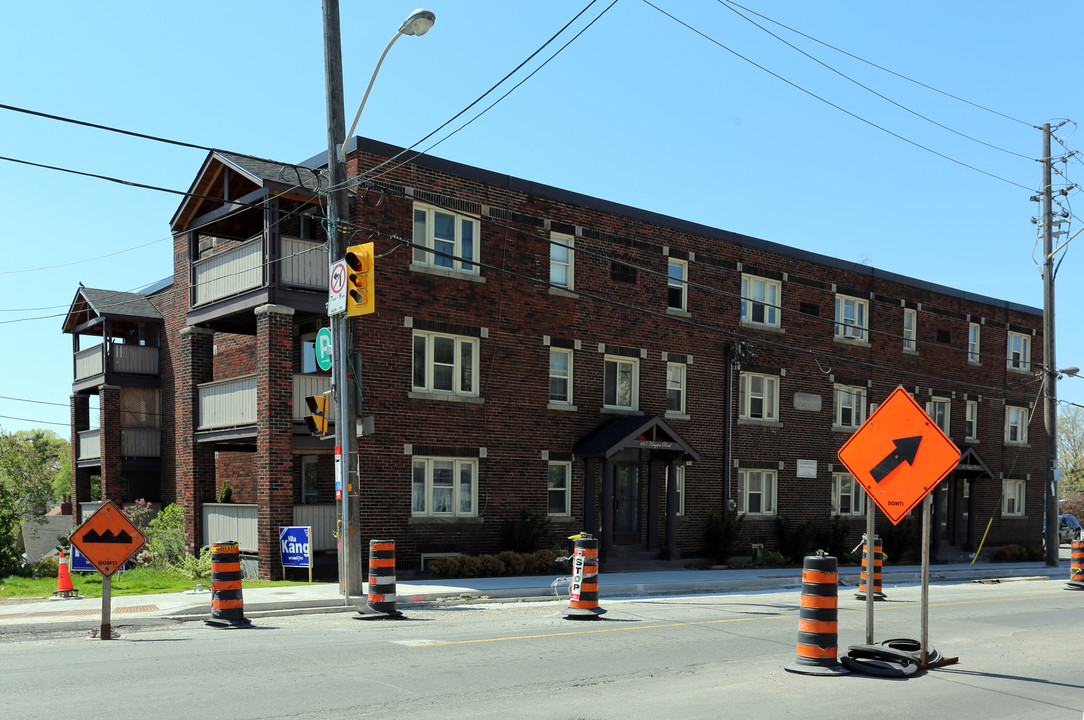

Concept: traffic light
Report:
left=304, top=392, right=331, bottom=437
left=345, top=242, right=375, bottom=316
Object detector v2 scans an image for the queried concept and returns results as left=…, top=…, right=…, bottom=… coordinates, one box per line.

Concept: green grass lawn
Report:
left=0, top=566, right=312, bottom=599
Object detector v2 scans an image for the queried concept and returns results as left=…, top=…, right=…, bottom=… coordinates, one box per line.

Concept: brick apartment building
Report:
left=64, top=137, right=1046, bottom=577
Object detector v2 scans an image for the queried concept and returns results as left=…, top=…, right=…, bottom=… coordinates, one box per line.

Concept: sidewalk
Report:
left=1, top=551, right=1076, bottom=634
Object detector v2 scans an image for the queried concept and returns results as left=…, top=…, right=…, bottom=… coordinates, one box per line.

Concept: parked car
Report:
left=1059, top=514, right=1083, bottom=545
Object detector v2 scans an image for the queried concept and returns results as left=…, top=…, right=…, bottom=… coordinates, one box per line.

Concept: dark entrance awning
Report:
left=572, top=415, right=701, bottom=461
left=955, top=446, right=994, bottom=480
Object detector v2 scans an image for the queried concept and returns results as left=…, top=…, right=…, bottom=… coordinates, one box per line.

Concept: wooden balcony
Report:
left=73, top=342, right=160, bottom=392
left=195, top=374, right=334, bottom=444
left=188, top=234, right=328, bottom=334
left=76, top=427, right=161, bottom=466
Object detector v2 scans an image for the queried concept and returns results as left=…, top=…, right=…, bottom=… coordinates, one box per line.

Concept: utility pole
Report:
left=322, top=0, right=364, bottom=598
left=1042, top=122, right=1059, bottom=567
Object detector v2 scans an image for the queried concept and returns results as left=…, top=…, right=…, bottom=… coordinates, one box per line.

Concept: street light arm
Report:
left=339, top=31, right=403, bottom=163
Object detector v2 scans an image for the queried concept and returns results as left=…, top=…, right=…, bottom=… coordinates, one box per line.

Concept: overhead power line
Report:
left=641, top=0, right=1034, bottom=192
left=0, top=102, right=216, bottom=151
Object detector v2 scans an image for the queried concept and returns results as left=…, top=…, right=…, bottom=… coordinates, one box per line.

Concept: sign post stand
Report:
left=69, top=501, right=147, bottom=640
left=838, top=387, right=962, bottom=668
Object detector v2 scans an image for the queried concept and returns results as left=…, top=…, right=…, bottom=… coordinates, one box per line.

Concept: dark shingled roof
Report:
left=573, top=415, right=700, bottom=461
left=18, top=514, right=76, bottom=564
left=76, top=288, right=163, bottom=322
left=217, top=151, right=328, bottom=194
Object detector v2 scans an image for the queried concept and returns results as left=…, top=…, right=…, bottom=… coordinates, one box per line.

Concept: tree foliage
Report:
left=1058, top=407, right=1084, bottom=498
left=0, top=429, right=59, bottom=576
left=13, top=429, right=70, bottom=501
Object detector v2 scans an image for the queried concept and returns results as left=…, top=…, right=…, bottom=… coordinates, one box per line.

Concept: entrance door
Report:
left=614, top=464, right=640, bottom=545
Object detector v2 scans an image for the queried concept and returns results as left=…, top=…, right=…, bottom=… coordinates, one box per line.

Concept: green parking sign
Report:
left=316, top=327, right=333, bottom=371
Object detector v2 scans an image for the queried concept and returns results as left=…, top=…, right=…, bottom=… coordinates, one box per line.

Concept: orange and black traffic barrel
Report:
left=206, top=541, right=252, bottom=628
left=357, top=539, right=403, bottom=619
left=1067, top=540, right=1084, bottom=591
left=785, top=553, right=849, bottom=675
left=855, top=535, right=887, bottom=601
left=565, top=535, right=605, bottom=620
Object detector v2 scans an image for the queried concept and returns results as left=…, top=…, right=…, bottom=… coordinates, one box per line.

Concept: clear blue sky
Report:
left=2, top=0, right=1082, bottom=435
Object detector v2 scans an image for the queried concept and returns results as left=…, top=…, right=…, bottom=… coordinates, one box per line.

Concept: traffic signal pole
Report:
left=323, top=0, right=363, bottom=600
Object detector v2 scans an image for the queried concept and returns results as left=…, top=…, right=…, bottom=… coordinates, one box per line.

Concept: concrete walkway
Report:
left=1, top=553, right=1076, bottom=633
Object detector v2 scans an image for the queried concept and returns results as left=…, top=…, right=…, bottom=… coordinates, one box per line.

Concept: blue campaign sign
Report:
left=70, top=546, right=95, bottom=572
left=279, top=526, right=312, bottom=569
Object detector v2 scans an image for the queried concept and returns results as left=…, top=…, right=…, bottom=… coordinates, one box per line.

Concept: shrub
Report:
left=757, top=549, right=788, bottom=567
left=500, top=509, right=550, bottom=553
left=457, top=554, right=483, bottom=578
left=527, top=548, right=560, bottom=575
left=146, top=504, right=186, bottom=569
left=705, top=511, right=743, bottom=564
left=816, top=516, right=860, bottom=563
left=30, top=555, right=59, bottom=579
left=478, top=555, right=505, bottom=577
left=497, top=550, right=526, bottom=575
left=775, top=516, right=818, bottom=564
left=173, top=546, right=213, bottom=581
left=123, top=499, right=156, bottom=534
left=427, top=555, right=461, bottom=577
left=217, top=482, right=233, bottom=504
left=992, top=543, right=1044, bottom=562
left=880, top=517, right=919, bottom=563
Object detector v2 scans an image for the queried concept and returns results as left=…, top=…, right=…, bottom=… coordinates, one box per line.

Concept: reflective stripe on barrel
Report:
left=208, top=541, right=250, bottom=627
left=784, top=554, right=847, bottom=675
left=1068, top=540, right=1084, bottom=590
left=564, top=536, right=605, bottom=618
left=569, top=539, right=599, bottom=609
left=857, top=537, right=886, bottom=600
left=366, top=539, right=398, bottom=614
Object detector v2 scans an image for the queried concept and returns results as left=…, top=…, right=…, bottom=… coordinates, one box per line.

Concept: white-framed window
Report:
left=1005, top=405, right=1028, bottom=444
left=412, top=331, right=478, bottom=396
left=903, top=308, right=917, bottom=352
left=738, top=469, right=777, bottom=516
left=1007, top=332, right=1030, bottom=371
left=927, top=397, right=950, bottom=435
left=604, top=356, right=639, bottom=410
left=667, top=258, right=688, bottom=311
left=301, top=456, right=319, bottom=504
left=665, top=464, right=685, bottom=516
left=550, top=233, right=574, bottom=290
left=300, top=332, right=319, bottom=374
left=412, top=457, right=477, bottom=517
left=1002, top=479, right=1025, bottom=517
left=968, top=323, right=981, bottom=363
left=549, top=348, right=573, bottom=405
left=965, top=400, right=978, bottom=441
left=739, top=372, right=779, bottom=421
left=832, top=472, right=865, bottom=516
left=835, top=295, right=868, bottom=341
left=666, top=362, right=686, bottom=414
left=834, top=384, right=867, bottom=429
left=740, top=275, right=780, bottom=328
left=548, top=462, right=571, bottom=516
left=412, top=203, right=480, bottom=274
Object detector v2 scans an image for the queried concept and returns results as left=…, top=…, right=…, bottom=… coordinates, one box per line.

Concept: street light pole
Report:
left=322, top=0, right=362, bottom=599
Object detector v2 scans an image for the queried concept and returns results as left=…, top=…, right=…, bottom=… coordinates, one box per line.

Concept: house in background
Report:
left=63, top=137, right=1046, bottom=577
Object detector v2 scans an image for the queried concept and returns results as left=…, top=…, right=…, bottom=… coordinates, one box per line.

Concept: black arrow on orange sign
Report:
left=870, top=436, right=922, bottom=482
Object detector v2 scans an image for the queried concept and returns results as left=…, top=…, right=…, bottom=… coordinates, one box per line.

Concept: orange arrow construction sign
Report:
left=837, top=387, right=961, bottom=525
left=69, top=501, right=147, bottom=577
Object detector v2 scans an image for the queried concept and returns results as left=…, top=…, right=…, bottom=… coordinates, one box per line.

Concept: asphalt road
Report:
left=3, top=579, right=1082, bottom=719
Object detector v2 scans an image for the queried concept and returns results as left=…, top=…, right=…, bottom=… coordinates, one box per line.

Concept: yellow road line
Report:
left=413, top=593, right=1059, bottom=647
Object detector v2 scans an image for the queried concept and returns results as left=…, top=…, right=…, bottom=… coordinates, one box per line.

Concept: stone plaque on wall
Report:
left=793, top=392, right=822, bottom=412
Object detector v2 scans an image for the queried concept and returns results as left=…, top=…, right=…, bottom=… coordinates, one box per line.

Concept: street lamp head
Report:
left=1058, top=366, right=1080, bottom=378
left=399, top=9, right=436, bottom=37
